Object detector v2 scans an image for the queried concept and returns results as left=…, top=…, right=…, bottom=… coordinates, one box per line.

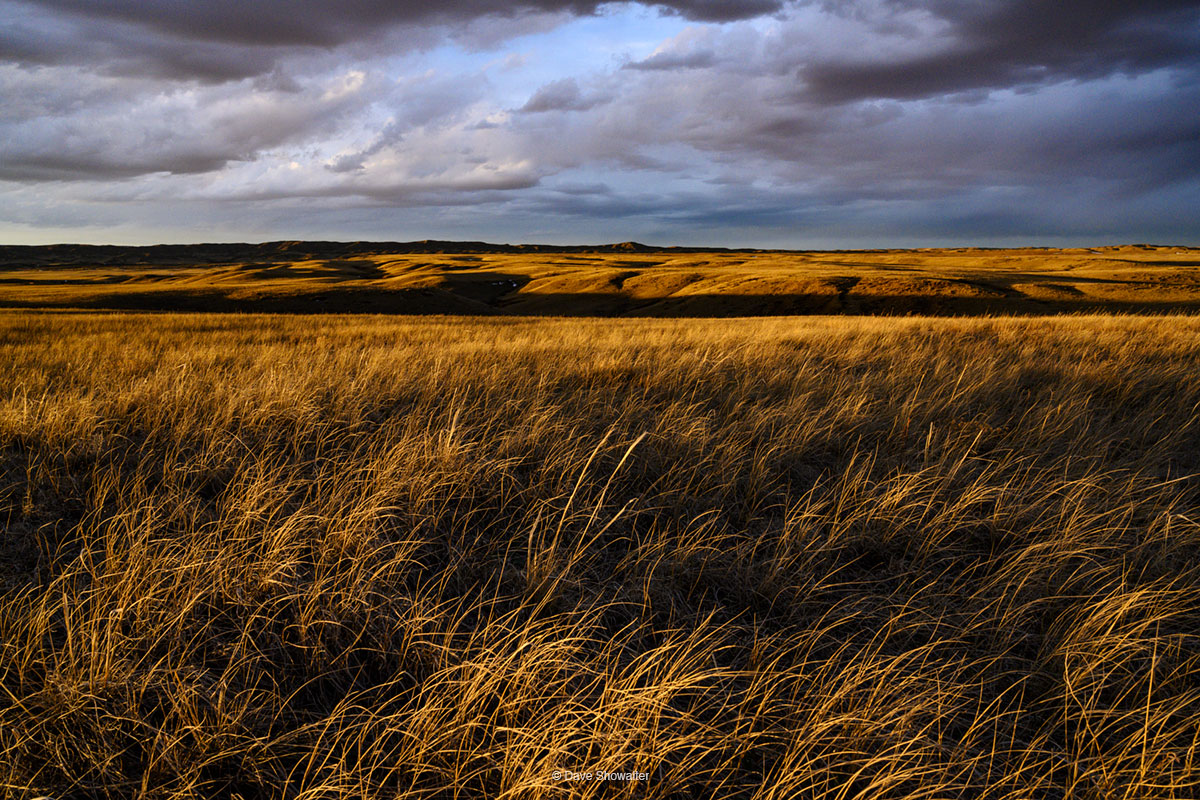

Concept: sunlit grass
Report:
left=2, top=311, right=1199, bottom=798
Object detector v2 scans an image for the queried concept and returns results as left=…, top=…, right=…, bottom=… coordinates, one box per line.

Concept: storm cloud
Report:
left=5, top=1, right=784, bottom=75
left=800, top=0, right=1200, bottom=102
left=1, top=0, right=1198, bottom=245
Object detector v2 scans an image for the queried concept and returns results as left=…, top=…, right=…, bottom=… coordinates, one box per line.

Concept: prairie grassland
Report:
left=2, top=310, right=1200, bottom=799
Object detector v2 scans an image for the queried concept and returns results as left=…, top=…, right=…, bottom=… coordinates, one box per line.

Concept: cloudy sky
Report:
left=2, top=0, right=1198, bottom=247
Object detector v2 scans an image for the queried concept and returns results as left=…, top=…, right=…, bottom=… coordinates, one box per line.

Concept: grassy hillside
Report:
left=2, top=311, right=1199, bottom=798
left=3, top=243, right=1200, bottom=315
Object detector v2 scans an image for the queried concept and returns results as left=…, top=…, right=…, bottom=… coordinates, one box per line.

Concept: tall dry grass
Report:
left=1, top=311, right=1199, bottom=798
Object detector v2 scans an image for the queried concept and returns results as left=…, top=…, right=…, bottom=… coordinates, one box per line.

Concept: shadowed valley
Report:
left=3, top=241, right=1200, bottom=316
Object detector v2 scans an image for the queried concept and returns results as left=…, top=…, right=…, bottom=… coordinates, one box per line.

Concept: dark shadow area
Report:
left=437, top=272, right=533, bottom=304
left=0, top=288, right=499, bottom=315
left=0, top=240, right=753, bottom=269
left=6, top=288, right=1200, bottom=317
left=521, top=293, right=1200, bottom=317
left=0, top=275, right=134, bottom=286
left=1108, top=259, right=1200, bottom=267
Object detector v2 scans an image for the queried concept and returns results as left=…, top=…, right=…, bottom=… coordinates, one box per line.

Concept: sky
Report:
left=1, top=0, right=1198, bottom=247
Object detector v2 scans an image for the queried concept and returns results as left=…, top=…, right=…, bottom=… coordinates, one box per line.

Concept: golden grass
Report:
left=3, top=243, right=1200, bottom=315
left=2, top=310, right=1200, bottom=798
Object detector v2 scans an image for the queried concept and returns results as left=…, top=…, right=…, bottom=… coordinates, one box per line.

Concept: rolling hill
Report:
left=2, top=241, right=1199, bottom=316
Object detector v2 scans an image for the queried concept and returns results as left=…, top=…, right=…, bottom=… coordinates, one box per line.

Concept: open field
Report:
left=2, top=310, right=1200, bottom=798
left=3, top=242, right=1200, bottom=315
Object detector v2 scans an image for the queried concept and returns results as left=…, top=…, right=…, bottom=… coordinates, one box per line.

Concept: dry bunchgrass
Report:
left=1, top=310, right=1199, bottom=798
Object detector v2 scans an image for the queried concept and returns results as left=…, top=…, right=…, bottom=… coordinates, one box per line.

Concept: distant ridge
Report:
left=0, top=239, right=747, bottom=267
left=2, top=240, right=1191, bottom=270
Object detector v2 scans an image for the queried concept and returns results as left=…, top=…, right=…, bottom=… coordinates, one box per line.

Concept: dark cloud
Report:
left=625, top=49, right=717, bottom=70
left=654, top=0, right=783, bottom=22
left=0, top=0, right=783, bottom=82
left=0, top=5, right=305, bottom=82
left=801, top=0, right=1200, bottom=102
left=520, top=78, right=608, bottom=112
left=0, top=150, right=229, bottom=182
left=7, top=1, right=784, bottom=47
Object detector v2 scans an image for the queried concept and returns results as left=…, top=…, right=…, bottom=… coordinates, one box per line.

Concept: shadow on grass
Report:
left=4, top=288, right=1200, bottom=316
